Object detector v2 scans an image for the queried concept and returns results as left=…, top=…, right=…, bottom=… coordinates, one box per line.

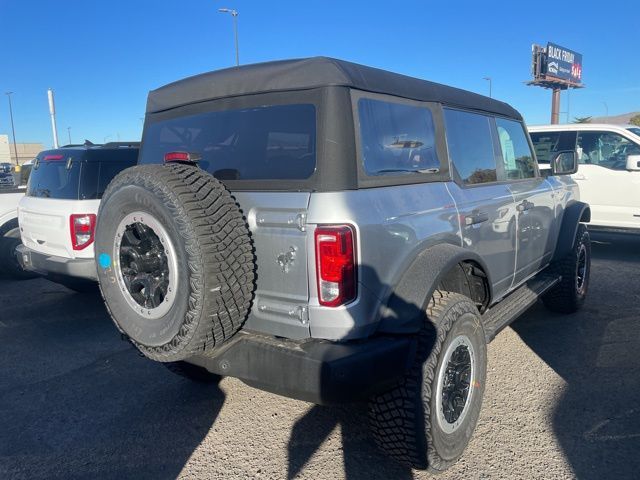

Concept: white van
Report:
left=529, top=124, right=640, bottom=233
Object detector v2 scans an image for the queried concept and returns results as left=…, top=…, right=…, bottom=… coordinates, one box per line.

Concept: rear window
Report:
left=28, top=157, right=81, bottom=199
left=27, top=150, right=137, bottom=200
left=139, top=104, right=316, bottom=180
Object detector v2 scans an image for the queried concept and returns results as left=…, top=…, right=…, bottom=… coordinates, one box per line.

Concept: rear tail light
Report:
left=43, top=154, right=64, bottom=161
left=70, top=214, right=97, bottom=250
left=315, top=225, right=357, bottom=307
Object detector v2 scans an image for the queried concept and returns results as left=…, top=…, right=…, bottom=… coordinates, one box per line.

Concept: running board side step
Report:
left=482, top=274, right=560, bottom=343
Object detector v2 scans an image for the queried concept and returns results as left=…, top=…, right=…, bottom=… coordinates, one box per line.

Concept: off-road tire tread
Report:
left=98, top=163, right=255, bottom=362
left=542, top=224, right=590, bottom=314
left=368, top=290, right=481, bottom=472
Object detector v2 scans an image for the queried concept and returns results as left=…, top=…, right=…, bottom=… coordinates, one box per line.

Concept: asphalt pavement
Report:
left=1, top=232, right=639, bottom=479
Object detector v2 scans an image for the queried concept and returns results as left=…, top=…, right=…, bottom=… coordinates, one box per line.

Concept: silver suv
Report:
left=94, top=57, right=591, bottom=472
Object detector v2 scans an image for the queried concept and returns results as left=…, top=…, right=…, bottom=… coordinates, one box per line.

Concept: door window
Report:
left=495, top=119, right=536, bottom=179
left=576, top=131, right=640, bottom=170
left=444, top=109, right=497, bottom=185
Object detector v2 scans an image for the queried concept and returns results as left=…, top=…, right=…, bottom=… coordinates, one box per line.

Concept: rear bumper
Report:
left=16, top=244, right=97, bottom=281
left=188, top=331, right=416, bottom=405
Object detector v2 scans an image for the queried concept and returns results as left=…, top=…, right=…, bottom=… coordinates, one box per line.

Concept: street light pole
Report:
left=483, top=77, right=492, bottom=98
left=67, top=127, right=72, bottom=145
left=5, top=92, right=20, bottom=165
left=218, top=8, right=239, bottom=66
left=603, top=102, right=609, bottom=122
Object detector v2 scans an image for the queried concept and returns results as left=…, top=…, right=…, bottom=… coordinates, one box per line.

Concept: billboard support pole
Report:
left=551, top=88, right=561, bottom=124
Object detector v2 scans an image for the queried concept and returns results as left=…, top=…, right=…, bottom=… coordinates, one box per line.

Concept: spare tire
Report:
left=95, top=163, right=255, bottom=362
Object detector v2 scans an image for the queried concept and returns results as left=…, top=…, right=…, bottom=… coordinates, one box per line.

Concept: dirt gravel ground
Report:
left=1, top=232, right=639, bottom=480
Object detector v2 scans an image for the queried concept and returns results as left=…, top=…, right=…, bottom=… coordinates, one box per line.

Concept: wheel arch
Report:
left=0, top=216, right=18, bottom=237
left=377, top=243, right=492, bottom=334
left=552, top=200, right=590, bottom=262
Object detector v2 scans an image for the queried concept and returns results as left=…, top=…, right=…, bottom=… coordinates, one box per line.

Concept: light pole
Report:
left=603, top=101, right=609, bottom=121
left=67, top=127, right=72, bottom=145
left=5, top=92, right=19, bottom=165
left=483, top=77, right=492, bottom=98
left=218, top=7, right=239, bottom=66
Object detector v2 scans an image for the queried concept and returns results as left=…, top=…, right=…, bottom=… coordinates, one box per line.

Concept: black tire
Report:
left=542, top=224, right=590, bottom=314
left=0, top=224, right=38, bottom=280
left=369, top=290, right=487, bottom=472
left=95, top=163, right=255, bottom=362
left=163, top=361, right=221, bottom=384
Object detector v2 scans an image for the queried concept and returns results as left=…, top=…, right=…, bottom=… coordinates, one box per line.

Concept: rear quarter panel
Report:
left=306, top=182, right=461, bottom=339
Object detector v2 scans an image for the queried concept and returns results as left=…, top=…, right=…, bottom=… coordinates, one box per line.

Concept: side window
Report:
left=529, top=130, right=577, bottom=164
left=577, top=131, right=640, bottom=170
left=443, top=109, right=497, bottom=185
left=358, top=98, right=440, bottom=176
left=495, top=118, right=536, bottom=179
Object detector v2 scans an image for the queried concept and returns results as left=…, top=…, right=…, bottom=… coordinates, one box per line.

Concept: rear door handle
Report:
left=463, top=211, right=489, bottom=226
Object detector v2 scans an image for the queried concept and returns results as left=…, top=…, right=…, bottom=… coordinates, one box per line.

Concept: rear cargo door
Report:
left=19, top=156, right=100, bottom=259
left=233, top=192, right=311, bottom=339
left=19, top=196, right=100, bottom=259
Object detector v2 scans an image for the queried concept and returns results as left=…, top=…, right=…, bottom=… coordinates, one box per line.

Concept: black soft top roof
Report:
left=146, top=57, right=522, bottom=120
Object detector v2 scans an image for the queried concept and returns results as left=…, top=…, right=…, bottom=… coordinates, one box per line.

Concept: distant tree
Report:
left=630, top=114, right=640, bottom=127
left=573, top=116, right=592, bottom=124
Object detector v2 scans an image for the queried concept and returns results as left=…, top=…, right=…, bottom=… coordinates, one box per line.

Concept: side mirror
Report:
left=551, top=150, right=578, bottom=175
left=626, top=154, right=640, bottom=171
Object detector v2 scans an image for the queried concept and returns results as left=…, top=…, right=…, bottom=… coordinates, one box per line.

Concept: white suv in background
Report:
left=16, top=142, right=138, bottom=292
left=529, top=124, right=640, bottom=233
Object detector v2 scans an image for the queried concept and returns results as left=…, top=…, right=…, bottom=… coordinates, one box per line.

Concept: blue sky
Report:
left=0, top=0, right=638, bottom=147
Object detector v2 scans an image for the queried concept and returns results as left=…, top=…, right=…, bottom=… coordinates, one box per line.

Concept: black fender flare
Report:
left=376, top=243, right=493, bottom=334
left=552, top=201, right=590, bottom=262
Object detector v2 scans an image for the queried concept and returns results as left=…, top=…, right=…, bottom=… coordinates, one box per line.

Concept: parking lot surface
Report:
left=1, top=233, right=639, bottom=480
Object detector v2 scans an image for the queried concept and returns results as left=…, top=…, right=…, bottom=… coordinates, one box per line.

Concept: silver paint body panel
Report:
left=234, top=175, right=578, bottom=341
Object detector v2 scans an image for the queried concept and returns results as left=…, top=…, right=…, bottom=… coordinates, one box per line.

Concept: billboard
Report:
left=544, top=42, right=582, bottom=84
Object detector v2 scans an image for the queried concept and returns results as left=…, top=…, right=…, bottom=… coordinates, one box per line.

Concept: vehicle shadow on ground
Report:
left=287, top=403, right=414, bottom=480
left=512, top=233, right=640, bottom=480
left=0, top=278, right=225, bottom=480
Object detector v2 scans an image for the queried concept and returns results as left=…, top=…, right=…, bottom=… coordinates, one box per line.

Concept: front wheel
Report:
left=543, top=224, right=590, bottom=314
left=368, top=290, right=487, bottom=472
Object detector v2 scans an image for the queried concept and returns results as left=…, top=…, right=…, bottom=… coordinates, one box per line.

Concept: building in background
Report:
left=0, top=134, right=43, bottom=165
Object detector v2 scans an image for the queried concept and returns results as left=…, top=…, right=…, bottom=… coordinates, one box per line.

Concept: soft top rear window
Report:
left=139, top=104, right=316, bottom=180
left=27, top=150, right=137, bottom=200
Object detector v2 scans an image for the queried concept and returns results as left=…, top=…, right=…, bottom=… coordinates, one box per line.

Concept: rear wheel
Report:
left=95, top=164, right=255, bottom=362
left=543, top=224, right=590, bottom=314
left=369, top=291, right=487, bottom=472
